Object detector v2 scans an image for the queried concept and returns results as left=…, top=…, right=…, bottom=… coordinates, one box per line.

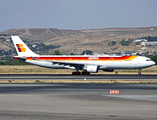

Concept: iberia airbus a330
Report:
left=11, top=36, right=155, bottom=75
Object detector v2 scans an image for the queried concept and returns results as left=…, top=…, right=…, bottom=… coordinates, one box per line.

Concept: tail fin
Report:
left=11, top=36, right=39, bottom=56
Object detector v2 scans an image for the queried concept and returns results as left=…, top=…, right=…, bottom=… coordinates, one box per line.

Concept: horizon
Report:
left=1, top=26, right=157, bottom=32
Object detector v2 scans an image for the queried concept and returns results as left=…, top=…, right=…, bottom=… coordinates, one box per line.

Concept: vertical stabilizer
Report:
left=11, top=36, right=39, bottom=56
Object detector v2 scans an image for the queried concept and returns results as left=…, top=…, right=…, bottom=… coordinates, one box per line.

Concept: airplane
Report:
left=11, top=36, right=155, bottom=75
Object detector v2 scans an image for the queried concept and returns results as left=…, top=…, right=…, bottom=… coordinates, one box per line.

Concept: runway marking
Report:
left=0, top=80, right=157, bottom=84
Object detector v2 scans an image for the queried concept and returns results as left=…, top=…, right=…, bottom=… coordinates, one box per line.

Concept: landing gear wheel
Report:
left=138, top=72, right=141, bottom=75
left=72, top=72, right=81, bottom=75
left=86, top=72, right=90, bottom=75
left=81, top=72, right=90, bottom=75
left=82, top=71, right=86, bottom=75
left=138, top=69, right=142, bottom=75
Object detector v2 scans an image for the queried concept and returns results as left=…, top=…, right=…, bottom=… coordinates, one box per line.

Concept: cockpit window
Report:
left=146, top=59, right=151, bottom=61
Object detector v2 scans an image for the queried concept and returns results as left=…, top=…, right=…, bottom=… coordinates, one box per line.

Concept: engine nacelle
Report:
left=103, top=69, right=114, bottom=72
left=85, top=65, right=99, bottom=73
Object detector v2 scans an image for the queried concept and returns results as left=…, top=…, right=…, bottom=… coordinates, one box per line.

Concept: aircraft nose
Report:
left=150, top=60, right=156, bottom=66
left=152, top=61, right=156, bottom=65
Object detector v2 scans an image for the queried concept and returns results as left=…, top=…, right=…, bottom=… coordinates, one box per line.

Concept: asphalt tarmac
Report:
left=0, top=74, right=157, bottom=80
left=0, top=83, right=157, bottom=120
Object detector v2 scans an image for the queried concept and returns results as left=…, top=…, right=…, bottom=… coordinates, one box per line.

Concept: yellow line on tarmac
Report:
left=1, top=80, right=157, bottom=84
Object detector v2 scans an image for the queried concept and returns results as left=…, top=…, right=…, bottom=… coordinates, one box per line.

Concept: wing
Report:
left=31, top=57, right=101, bottom=69
left=52, top=61, right=84, bottom=66
left=51, top=61, right=85, bottom=69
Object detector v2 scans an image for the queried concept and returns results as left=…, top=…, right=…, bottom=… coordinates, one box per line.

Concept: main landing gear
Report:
left=72, top=71, right=90, bottom=75
left=138, top=69, right=141, bottom=75
left=72, top=72, right=81, bottom=75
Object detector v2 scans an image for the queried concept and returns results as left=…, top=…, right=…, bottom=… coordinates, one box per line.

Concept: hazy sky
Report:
left=0, top=0, right=157, bottom=32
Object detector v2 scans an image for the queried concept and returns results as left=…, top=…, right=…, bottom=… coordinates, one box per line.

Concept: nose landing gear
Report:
left=138, top=69, right=141, bottom=75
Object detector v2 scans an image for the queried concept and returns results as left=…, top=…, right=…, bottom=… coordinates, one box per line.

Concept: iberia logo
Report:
left=16, top=44, right=26, bottom=52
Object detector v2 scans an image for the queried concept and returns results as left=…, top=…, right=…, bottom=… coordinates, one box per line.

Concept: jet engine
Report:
left=84, top=65, right=99, bottom=73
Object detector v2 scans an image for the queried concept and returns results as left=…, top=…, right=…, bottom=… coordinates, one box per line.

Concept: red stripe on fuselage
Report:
left=26, top=56, right=132, bottom=61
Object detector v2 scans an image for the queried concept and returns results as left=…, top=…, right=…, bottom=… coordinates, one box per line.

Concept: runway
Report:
left=0, top=83, right=157, bottom=119
left=1, top=83, right=157, bottom=95
left=0, top=74, right=157, bottom=80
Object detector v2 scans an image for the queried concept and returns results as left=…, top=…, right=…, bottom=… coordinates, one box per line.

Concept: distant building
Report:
left=139, top=47, right=146, bottom=51
left=150, top=28, right=154, bottom=31
left=135, top=39, right=148, bottom=42
left=32, top=45, right=37, bottom=48
left=6, top=39, right=10, bottom=42
left=141, top=42, right=157, bottom=46
left=93, top=52, right=136, bottom=56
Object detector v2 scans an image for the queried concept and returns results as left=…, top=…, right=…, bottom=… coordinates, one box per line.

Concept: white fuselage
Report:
left=25, top=55, right=155, bottom=70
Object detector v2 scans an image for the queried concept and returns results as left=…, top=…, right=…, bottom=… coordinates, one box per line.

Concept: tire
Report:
left=72, top=72, right=81, bottom=75
left=138, top=72, right=141, bottom=75
left=82, top=72, right=86, bottom=75
left=86, top=72, right=90, bottom=75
